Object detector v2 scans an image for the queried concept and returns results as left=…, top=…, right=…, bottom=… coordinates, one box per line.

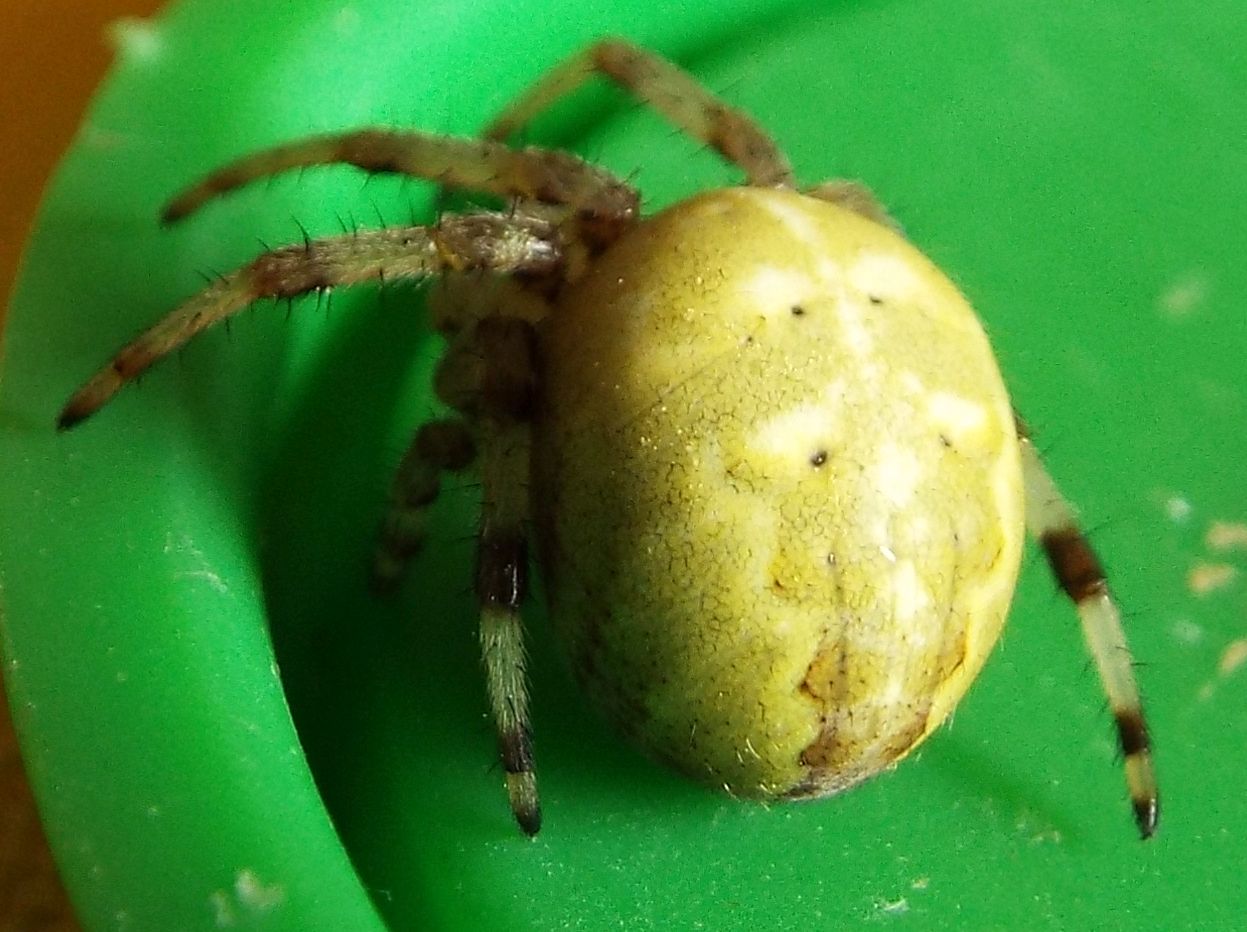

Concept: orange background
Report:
left=1, top=2, right=162, bottom=927
left=1, top=0, right=161, bottom=323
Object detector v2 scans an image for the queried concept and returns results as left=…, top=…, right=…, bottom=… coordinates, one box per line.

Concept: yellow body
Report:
left=534, top=187, right=1024, bottom=798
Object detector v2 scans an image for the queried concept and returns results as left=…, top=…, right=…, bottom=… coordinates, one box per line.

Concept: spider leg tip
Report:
left=507, top=772, right=542, bottom=836
left=160, top=200, right=191, bottom=226
left=1134, top=795, right=1159, bottom=840
left=515, top=801, right=543, bottom=837
left=56, top=400, right=91, bottom=432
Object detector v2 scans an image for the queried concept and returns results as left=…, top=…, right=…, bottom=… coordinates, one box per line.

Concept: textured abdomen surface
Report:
left=534, top=187, right=1024, bottom=797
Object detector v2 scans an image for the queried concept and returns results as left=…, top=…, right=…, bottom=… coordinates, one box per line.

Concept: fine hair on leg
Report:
left=481, top=38, right=795, bottom=188
left=58, top=213, right=564, bottom=429
left=162, top=128, right=639, bottom=226
left=1016, top=415, right=1159, bottom=838
left=471, top=315, right=542, bottom=835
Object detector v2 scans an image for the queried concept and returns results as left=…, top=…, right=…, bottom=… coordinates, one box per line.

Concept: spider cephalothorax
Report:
left=61, top=39, right=1158, bottom=839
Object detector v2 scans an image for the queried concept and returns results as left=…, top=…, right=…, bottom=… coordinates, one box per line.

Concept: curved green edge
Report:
left=3, top=0, right=1247, bottom=930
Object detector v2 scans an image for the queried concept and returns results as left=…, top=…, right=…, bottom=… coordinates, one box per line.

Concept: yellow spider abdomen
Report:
left=534, top=187, right=1025, bottom=799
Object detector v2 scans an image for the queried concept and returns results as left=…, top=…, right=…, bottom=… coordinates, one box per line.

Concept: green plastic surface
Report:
left=2, top=0, right=1246, bottom=928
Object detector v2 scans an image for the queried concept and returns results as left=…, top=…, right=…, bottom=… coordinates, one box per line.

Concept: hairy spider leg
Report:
left=58, top=213, right=564, bottom=428
left=161, top=128, right=640, bottom=231
left=1016, top=418, right=1160, bottom=839
left=373, top=300, right=547, bottom=832
left=481, top=38, right=795, bottom=188
left=372, top=418, right=477, bottom=591
left=466, top=316, right=543, bottom=835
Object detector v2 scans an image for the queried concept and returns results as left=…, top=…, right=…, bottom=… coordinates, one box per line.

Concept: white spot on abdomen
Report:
left=893, top=560, right=933, bottom=623
left=754, top=402, right=837, bottom=459
left=751, top=380, right=847, bottom=464
left=849, top=252, right=924, bottom=301
left=926, top=391, right=989, bottom=444
left=742, top=266, right=822, bottom=318
left=836, top=297, right=876, bottom=358
left=873, top=442, right=923, bottom=506
left=759, top=195, right=829, bottom=244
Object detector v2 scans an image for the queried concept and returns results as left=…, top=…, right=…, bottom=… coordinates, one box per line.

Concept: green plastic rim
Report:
left=3, top=1, right=1246, bottom=929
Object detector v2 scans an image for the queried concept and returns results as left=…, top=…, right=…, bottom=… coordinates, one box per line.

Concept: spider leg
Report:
left=58, top=212, right=563, bottom=428
left=162, top=129, right=639, bottom=229
left=371, top=418, right=477, bottom=592
left=804, top=179, right=902, bottom=232
left=481, top=38, right=795, bottom=188
left=469, top=316, right=542, bottom=835
left=1016, top=417, right=1159, bottom=839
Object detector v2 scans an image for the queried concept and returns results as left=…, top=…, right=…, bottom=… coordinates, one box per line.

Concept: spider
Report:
left=60, top=38, right=1158, bottom=839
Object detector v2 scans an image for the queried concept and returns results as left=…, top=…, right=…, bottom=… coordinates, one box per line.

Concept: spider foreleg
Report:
left=58, top=213, right=563, bottom=429
left=1017, top=417, right=1160, bottom=839
left=162, top=129, right=639, bottom=229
